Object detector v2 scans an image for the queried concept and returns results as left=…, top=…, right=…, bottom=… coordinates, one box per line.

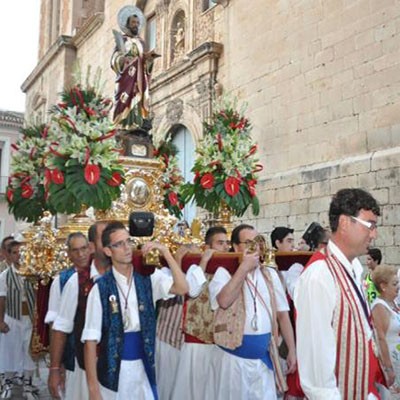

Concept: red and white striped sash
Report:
left=323, top=248, right=370, bottom=400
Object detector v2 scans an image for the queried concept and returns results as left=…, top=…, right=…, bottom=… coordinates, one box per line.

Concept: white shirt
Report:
left=186, top=264, right=207, bottom=298
left=45, top=274, right=68, bottom=324
left=209, top=266, right=289, bottom=335
left=82, top=267, right=175, bottom=343
left=294, top=240, right=371, bottom=400
left=52, top=262, right=101, bottom=333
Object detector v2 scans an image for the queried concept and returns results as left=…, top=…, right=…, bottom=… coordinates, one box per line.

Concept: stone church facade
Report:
left=22, top=0, right=400, bottom=263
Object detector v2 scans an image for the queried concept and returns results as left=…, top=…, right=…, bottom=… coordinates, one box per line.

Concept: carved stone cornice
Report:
left=71, top=12, right=104, bottom=48
left=155, top=0, right=171, bottom=14
left=0, top=110, right=24, bottom=129
left=21, top=36, right=75, bottom=93
left=151, top=41, right=223, bottom=93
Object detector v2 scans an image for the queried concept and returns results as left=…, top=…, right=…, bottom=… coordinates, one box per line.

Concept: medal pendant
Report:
left=251, top=314, right=259, bottom=331
left=123, top=310, right=130, bottom=330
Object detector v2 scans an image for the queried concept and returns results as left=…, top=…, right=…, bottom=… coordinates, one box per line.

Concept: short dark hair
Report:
left=270, top=227, right=294, bottom=249
left=368, top=248, right=382, bottom=265
left=102, top=221, right=127, bottom=248
left=329, top=188, right=380, bottom=233
left=88, top=222, right=107, bottom=243
left=1, top=236, right=14, bottom=250
left=66, top=232, right=87, bottom=250
left=126, top=14, right=139, bottom=28
left=231, top=224, right=254, bottom=245
left=205, top=226, right=227, bottom=246
left=7, top=240, right=21, bottom=253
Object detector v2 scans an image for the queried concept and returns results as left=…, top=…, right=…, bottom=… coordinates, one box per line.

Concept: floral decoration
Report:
left=181, top=99, right=262, bottom=217
left=7, top=124, right=52, bottom=223
left=154, top=140, right=185, bottom=218
left=45, top=83, right=124, bottom=214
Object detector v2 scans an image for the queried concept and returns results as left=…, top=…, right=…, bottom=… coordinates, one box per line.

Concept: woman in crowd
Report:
left=371, top=265, right=400, bottom=398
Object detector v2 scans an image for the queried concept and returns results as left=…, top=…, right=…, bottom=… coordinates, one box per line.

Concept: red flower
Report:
left=168, top=191, right=179, bottom=206
left=107, top=172, right=122, bottom=187
left=179, top=202, right=184, bottom=210
left=84, top=107, right=96, bottom=117
left=44, top=169, right=52, bottom=187
left=21, top=184, right=34, bottom=199
left=224, top=176, right=240, bottom=197
left=200, top=173, right=215, bottom=189
left=84, top=164, right=101, bottom=185
left=194, top=171, right=200, bottom=182
left=6, top=188, right=13, bottom=203
left=51, top=168, right=65, bottom=185
left=248, top=179, right=257, bottom=197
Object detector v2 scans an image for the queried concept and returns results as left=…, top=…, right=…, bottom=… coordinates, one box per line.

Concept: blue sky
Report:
left=0, top=1, right=40, bottom=112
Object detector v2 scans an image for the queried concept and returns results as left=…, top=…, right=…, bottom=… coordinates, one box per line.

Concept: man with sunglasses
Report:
left=82, top=221, right=188, bottom=399
left=295, top=188, right=382, bottom=399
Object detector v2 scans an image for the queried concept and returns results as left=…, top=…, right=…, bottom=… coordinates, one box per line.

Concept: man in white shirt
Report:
left=209, top=224, right=296, bottom=400
left=295, top=188, right=382, bottom=400
left=47, top=232, right=91, bottom=399
left=0, top=241, right=37, bottom=399
left=82, top=221, right=189, bottom=400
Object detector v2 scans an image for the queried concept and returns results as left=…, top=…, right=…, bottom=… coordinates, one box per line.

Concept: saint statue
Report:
left=111, top=6, right=160, bottom=131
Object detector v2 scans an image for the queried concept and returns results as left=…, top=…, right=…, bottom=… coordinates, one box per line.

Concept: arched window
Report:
left=171, top=125, right=196, bottom=224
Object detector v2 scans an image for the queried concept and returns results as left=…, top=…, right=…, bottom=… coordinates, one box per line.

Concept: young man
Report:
left=172, top=226, right=230, bottom=400
left=271, top=227, right=295, bottom=252
left=47, top=232, right=92, bottom=399
left=209, top=224, right=296, bottom=399
left=0, top=237, right=14, bottom=274
left=0, top=241, right=37, bottom=399
left=364, top=248, right=382, bottom=304
left=82, top=221, right=188, bottom=399
left=295, top=188, right=382, bottom=399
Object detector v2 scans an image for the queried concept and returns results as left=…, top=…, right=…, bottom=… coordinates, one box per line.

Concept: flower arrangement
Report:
left=7, top=124, right=52, bottom=223
left=154, top=140, right=185, bottom=218
left=45, top=82, right=124, bottom=214
left=181, top=99, right=262, bottom=217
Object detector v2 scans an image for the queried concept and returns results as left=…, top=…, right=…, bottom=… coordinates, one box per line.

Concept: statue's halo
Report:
left=118, top=5, right=146, bottom=35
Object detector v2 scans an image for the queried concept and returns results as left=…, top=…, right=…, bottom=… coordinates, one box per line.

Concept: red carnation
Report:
left=84, top=164, right=101, bottom=185
left=168, top=191, right=179, bottom=206
left=200, top=173, right=215, bottom=190
left=224, top=176, right=240, bottom=197
left=6, top=188, right=13, bottom=203
left=21, top=184, right=34, bottom=199
left=51, top=168, right=65, bottom=185
left=248, top=179, right=257, bottom=197
left=107, top=172, right=122, bottom=187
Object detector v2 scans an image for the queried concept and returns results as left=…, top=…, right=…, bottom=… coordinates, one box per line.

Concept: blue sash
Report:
left=219, top=333, right=273, bottom=370
left=122, top=332, right=145, bottom=360
left=122, top=331, right=158, bottom=399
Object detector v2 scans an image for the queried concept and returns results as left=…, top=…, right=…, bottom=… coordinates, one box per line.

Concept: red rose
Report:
left=21, top=184, right=34, bottom=199
left=84, top=164, right=101, bottom=185
left=224, top=176, right=240, bottom=197
left=248, top=179, right=257, bottom=197
left=200, top=173, right=215, bottom=189
left=107, top=172, right=122, bottom=187
left=168, top=191, right=179, bottom=206
left=51, top=168, right=65, bottom=185
left=6, top=188, right=13, bottom=203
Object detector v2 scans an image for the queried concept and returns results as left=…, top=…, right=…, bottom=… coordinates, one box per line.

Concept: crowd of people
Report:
left=0, top=187, right=398, bottom=400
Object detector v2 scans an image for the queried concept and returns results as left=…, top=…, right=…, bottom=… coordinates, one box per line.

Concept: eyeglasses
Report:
left=351, top=216, right=378, bottom=231
left=108, top=237, right=135, bottom=249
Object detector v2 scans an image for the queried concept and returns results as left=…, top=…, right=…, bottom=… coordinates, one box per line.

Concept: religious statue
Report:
left=173, top=21, right=185, bottom=61
left=111, top=6, right=160, bottom=132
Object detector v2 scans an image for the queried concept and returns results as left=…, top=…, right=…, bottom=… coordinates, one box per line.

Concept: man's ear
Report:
left=103, top=246, right=112, bottom=258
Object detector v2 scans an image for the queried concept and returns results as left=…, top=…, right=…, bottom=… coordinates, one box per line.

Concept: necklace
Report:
left=245, top=277, right=258, bottom=331
left=115, top=271, right=134, bottom=330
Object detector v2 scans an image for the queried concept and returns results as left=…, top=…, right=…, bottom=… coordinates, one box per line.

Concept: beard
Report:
left=129, top=26, right=139, bottom=36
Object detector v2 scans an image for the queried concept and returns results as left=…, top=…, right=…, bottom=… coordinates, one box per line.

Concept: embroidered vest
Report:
left=184, top=274, right=214, bottom=344
left=74, top=270, right=94, bottom=370
left=96, top=270, right=156, bottom=392
left=320, top=248, right=372, bottom=400
left=213, top=267, right=277, bottom=349
left=5, top=266, right=35, bottom=321
left=59, top=267, right=76, bottom=372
